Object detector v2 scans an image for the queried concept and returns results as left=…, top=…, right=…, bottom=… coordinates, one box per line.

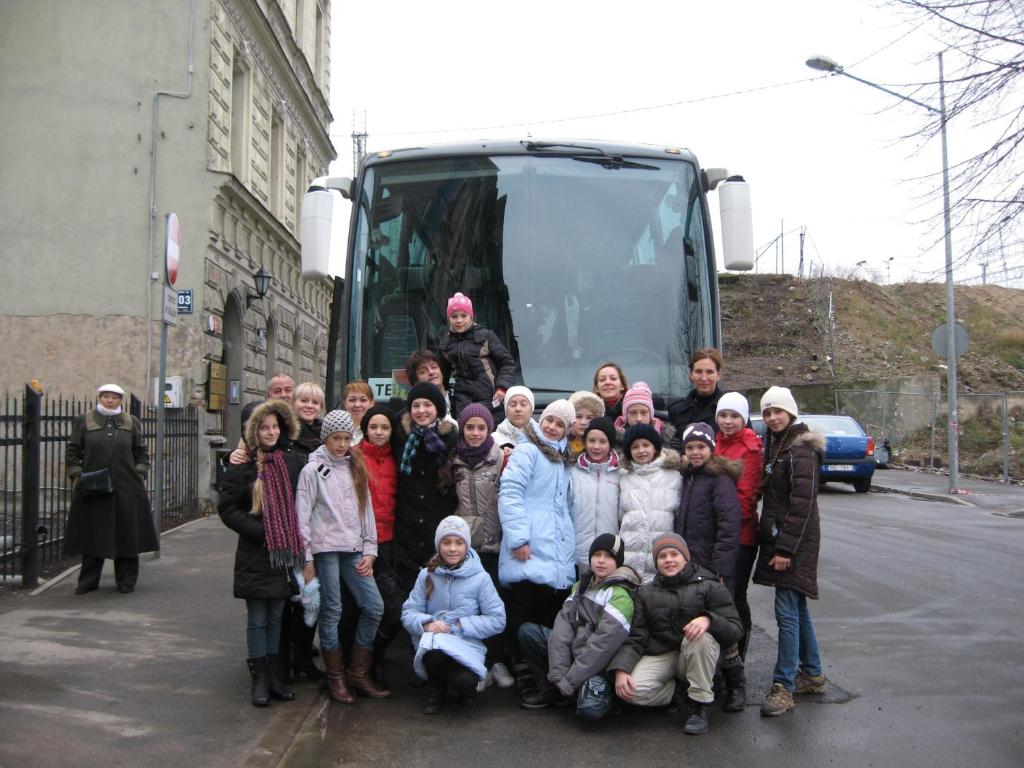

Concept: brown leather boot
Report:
left=347, top=645, right=392, bottom=698
left=321, top=648, right=355, bottom=704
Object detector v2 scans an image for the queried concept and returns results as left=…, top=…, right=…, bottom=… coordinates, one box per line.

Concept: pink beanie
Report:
left=446, top=292, right=474, bottom=318
left=622, top=381, right=654, bottom=415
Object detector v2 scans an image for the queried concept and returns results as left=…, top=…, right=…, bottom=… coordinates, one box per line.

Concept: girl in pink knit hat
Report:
left=439, top=292, right=517, bottom=422
left=612, top=381, right=676, bottom=447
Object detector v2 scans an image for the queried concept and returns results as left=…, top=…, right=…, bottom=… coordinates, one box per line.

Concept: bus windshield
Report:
left=346, top=152, right=716, bottom=403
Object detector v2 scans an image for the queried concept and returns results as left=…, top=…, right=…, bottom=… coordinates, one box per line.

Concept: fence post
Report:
left=1003, top=393, right=1010, bottom=485
left=21, top=383, right=41, bottom=589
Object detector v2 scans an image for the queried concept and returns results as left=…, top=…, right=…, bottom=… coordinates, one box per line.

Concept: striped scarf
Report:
left=259, top=450, right=305, bottom=569
left=400, top=421, right=448, bottom=475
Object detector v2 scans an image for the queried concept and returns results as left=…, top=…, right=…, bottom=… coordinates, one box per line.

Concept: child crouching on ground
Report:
left=401, top=516, right=506, bottom=714
left=610, top=533, right=742, bottom=736
left=518, top=534, right=640, bottom=718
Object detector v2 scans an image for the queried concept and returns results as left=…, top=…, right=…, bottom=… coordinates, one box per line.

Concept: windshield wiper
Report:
left=572, top=156, right=659, bottom=171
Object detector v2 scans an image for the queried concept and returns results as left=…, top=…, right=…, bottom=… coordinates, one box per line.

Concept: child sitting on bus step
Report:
left=567, top=390, right=605, bottom=460
left=613, top=381, right=676, bottom=448
left=617, top=423, right=682, bottom=584
left=439, top=292, right=517, bottom=422
left=569, top=417, right=621, bottom=575
left=492, top=385, right=539, bottom=457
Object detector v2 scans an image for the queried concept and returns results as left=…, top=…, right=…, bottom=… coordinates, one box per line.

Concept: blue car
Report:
left=749, top=414, right=875, bottom=494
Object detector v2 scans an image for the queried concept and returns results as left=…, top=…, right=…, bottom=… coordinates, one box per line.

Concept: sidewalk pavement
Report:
left=871, top=467, right=1024, bottom=514
left=0, top=516, right=326, bottom=768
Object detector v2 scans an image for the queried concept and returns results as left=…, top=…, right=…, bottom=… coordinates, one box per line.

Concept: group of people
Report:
left=64, top=290, right=826, bottom=736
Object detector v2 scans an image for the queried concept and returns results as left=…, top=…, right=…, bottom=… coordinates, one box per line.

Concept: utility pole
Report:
left=351, top=110, right=367, bottom=177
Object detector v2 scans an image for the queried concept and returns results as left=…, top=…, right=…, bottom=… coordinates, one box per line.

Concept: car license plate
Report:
left=825, top=464, right=854, bottom=472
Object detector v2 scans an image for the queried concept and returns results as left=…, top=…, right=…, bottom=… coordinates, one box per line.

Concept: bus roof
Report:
left=359, top=138, right=700, bottom=167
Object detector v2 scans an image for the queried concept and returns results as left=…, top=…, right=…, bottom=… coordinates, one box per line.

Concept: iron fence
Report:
left=0, top=388, right=201, bottom=584
left=834, top=389, right=1023, bottom=483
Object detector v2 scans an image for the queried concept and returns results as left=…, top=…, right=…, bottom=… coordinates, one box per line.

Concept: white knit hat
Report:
left=321, top=409, right=355, bottom=440
left=541, top=399, right=576, bottom=433
left=569, top=390, right=605, bottom=417
left=716, top=391, right=750, bottom=424
left=434, top=515, right=472, bottom=551
left=97, top=383, right=125, bottom=397
left=760, top=386, right=799, bottom=419
left=503, top=385, right=535, bottom=413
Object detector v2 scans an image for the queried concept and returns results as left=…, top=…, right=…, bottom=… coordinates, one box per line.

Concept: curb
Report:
left=870, top=483, right=976, bottom=507
left=275, top=694, right=329, bottom=768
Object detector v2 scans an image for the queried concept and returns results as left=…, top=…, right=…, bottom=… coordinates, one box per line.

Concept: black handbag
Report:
left=78, top=467, right=114, bottom=497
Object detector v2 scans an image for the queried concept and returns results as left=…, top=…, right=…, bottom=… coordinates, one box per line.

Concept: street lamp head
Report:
left=247, top=266, right=273, bottom=308
left=806, top=55, right=841, bottom=74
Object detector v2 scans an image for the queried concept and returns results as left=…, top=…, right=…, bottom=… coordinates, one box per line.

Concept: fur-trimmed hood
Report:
left=399, top=411, right=457, bottom=438
left=244, top=399, right=299, bottom=451
left=765, top=422, right=826, bottom=458
left=679, top=453, right=743, bottom=482
left=521, top=421, right=573, bottom=466
left=619, top=446, right=682, bottom=473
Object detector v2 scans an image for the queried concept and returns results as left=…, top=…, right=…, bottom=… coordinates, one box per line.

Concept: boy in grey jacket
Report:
left=519, top=534, right=640, bottom=718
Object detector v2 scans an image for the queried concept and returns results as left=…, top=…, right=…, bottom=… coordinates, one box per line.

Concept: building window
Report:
left=270, top=111, right=284, bottom=215
left=230, top=49, right=249, bottom=183
left=314, top=3, right=324, bottom=82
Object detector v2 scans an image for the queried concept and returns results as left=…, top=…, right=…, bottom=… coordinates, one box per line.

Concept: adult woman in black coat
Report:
left=65, top=383, right=158, bottom=594
left=218, top=399, right=305, bottom=707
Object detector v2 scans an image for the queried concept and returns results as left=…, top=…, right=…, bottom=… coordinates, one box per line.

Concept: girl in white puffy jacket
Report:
left=569, top=417, right=621, bottom=573
left=617, top=423, right=682, bottom=583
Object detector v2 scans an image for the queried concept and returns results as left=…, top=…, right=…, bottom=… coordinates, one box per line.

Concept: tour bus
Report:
left=301, top=139, right=753, bottom=409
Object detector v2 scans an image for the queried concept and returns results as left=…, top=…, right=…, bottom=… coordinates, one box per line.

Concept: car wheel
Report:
left=853, top=477, right=871, bottom=494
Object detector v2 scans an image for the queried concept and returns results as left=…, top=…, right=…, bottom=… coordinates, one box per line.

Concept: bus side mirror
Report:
left=300, top=176, right=352, bottom=279
left=718, top=176, right=753, bottom=271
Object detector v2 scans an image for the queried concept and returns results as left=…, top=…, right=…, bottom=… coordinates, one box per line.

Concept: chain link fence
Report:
left=834, top=389, right=1023, bottom=482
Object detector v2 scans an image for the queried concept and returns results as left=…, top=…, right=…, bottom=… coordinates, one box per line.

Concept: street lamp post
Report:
left=806, top=52, right=960, bottom=493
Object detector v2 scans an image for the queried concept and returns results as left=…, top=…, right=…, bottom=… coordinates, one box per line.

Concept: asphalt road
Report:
left=320, top=486, right=1024, bottom=768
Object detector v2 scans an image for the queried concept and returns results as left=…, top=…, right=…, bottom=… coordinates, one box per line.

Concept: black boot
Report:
left=247, top=657, right=270, bottom=707
left=449, top=666, right=479, bottom=705
left=722, top=661, right=746, bottom=713
left=683, top=698, right=710, bottom=735
left=267, top=655, right=295, bottom=702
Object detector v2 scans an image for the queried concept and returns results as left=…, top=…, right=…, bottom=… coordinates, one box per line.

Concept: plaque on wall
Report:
left=207, top=362, right=227, bottom=411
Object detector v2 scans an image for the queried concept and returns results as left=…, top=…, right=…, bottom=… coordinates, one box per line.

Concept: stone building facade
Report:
left=0, top=0, right=336, bottom=450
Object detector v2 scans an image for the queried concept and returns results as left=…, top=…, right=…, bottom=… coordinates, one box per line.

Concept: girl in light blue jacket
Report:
left=498, top=399, right=577, bottom=687
left=401, top=516, right=506, bottom=714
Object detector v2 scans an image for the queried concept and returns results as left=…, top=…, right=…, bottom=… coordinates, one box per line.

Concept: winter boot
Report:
left=291, top=613, right=324, bottom=680
left=683, top=698, right=710, bottom=735
left=321, top=648, right=355, bottom=704
left=423, top=687, right=446, bottom=715
left=266, top=655, right=295, bottom=702
left=760, top=682, right=795, bottom=717
left=347, top=645, right=392, bottom=698
left=721, top=660, right=746, bottom=713
left=247, top=657, right=270, bottom=707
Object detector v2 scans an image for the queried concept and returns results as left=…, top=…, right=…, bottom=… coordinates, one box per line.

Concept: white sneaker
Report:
left=490, top=662, right=515, bottom=689
left=477, top=667, right=494, bottom=693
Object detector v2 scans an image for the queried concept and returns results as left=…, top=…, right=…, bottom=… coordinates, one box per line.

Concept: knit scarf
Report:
left=259, top=449, right=305, bottom=569
left=400, top=421, right=448, bottom=475
left=456, top=433, right=494, bottom=468
left=96, top=403, right=123, bottom=416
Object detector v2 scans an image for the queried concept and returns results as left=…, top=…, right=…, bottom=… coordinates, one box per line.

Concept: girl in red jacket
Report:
left=357, top=406, right=402, bottom=566
left=713, top=392, right=763, bottom=661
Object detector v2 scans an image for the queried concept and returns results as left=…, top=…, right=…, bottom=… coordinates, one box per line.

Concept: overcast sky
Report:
left=326, top=0, right=1013, bottom=284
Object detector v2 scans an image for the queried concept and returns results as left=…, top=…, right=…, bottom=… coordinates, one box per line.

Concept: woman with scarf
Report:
left=218, top=399, right=305, bottom=707
left=391, top=382, right=458, bottom=593
left=65, top=383, right=159, bottom=594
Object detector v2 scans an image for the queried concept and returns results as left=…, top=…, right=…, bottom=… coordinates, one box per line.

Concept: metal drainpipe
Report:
left=145, top=0, right=196, bottom=392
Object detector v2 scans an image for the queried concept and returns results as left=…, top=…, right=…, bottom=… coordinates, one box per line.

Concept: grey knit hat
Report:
left=321, top=409, right=355, bottom=441
left=434, top=515, right=472, bottom=551
left=651, top=532, right=691, bottom=562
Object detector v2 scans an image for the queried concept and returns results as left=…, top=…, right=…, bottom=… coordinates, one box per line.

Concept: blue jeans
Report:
left=245, top=598, right=286, bottom=658
left=773, top=588, right=822, bottom=690
left=315, top=551, right=384, bottom=651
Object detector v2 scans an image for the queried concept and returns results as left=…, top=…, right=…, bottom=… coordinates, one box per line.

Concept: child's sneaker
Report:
left=490, top=662, right=515, bottom=689
left=476, top=667, right=494, bottom=693
left=793, top=670, right=827, bottom=694
left=760, top=683, right=794, bottom=717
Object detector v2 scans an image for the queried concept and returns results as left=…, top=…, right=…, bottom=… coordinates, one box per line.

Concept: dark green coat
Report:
left=64, top=409, right=159, bottom=559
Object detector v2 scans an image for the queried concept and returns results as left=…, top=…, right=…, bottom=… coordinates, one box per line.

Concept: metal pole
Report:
left=939, top=52, right=960, bottom=493
left=1003, top=393, right=1010, bottom=484
left=154, top=312, right=166, bottom=557
left=930, top=392, right=937, bottom=470
left=21, top=383, right=41, bottom=589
